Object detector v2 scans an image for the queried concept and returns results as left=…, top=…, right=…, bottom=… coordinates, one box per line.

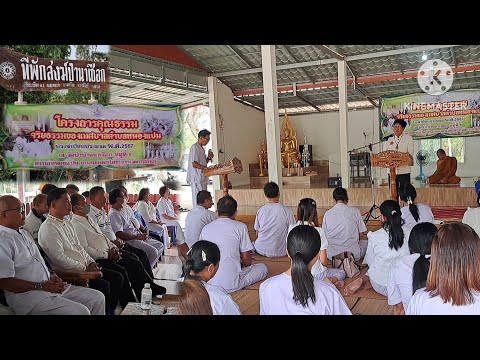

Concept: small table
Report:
left=121, top=302, right=178, bottom=315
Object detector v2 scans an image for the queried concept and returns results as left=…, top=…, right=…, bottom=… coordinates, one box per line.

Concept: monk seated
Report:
left=428, top=149, right=461, bottom=185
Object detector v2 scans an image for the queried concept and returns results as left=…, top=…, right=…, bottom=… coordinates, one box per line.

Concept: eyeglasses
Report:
left=3, top=203, right=25, bottom=215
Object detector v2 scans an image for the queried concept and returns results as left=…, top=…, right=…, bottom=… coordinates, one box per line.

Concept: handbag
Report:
left=332, top=251, right=360, bottom=278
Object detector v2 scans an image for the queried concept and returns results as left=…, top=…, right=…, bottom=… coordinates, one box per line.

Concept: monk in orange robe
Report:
left=428, top=149, right=461, bottom=184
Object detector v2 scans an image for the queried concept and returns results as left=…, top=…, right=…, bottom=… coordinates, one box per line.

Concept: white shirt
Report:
left=288, top=221, right=328, bottom=275
left=203, top=281, right=242, bottom=315
left=254, top=203, right=295, bottom=257
left=88, top=205, right=117, bottom=242
left=363, top=227, right=410, bottom=287
left=109, top=207, right=140, bottom=236
left=401, top=203, right=434, bottom=230
left=407, top=288, right=480, bottom=315
left=156, top=197, right=177, bottom=219
left=200, top=218, right=253, bottom=292
left=134, top=200, right=158, bottom=222
left=71, top=214, right=117, bottom=260
left=123, top=202, right=140, bottom=229
left=38, top=215, right=95, bottom=271
left=186, top=142, right=208, bottom=185
left=462, top=207, right=480, bottom=235
left=184, top=205, right=218, bottom=248
left=23, top=210, right=45, bottom=241
left=323, top=203, right=367, bottom=260
left=259, top=273, right=351, bottom=315
left=384, top=132, right=414, bottom=175
left=0, top=225, right=53, bottom=315
left=387, top=253, right=427, bottom=309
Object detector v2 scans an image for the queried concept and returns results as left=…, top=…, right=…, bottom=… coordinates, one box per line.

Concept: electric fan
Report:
left=415, top=150, right=430, bottom=181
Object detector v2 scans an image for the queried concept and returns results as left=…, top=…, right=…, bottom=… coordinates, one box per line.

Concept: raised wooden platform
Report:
left=218, top=184, right=477, bottom=215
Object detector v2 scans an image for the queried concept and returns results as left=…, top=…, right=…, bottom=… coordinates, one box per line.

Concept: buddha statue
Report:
left=280, top=114, right=299, bottom=168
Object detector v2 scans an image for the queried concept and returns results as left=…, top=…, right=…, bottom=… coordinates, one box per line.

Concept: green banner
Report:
left=379, top=90, right=480, bottom=140
left=1, top=103, right=184, bottom=170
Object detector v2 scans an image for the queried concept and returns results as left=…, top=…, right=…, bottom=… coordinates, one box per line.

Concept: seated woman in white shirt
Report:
left=155, top=186, right=188, bottom=258
left=288, top=198, right=345, bottom=287
left=344, top=200, right=410, bottom=297
left=184, top=240, right=241, bottom=315
left=178, top=279, right=213, bottom=315
left=407, top=223, right=480, bottom=315
left=462, top=191, right=480, bottom=235
left=399, top=183, right=434, bottom=230
left=387, top=222, right=437, bottom=315
left=133, top=188, right=171, bottom=251
left=259, top=225, right=351, bottom=315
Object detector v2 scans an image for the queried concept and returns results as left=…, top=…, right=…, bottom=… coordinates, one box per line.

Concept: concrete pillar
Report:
left=261, top=45, right=283, bottom=193
left=338, top=61, right=349, bottom=188
left=207, top=77, right=221, bottom=197
left=14, top=92, right=28, bottom=202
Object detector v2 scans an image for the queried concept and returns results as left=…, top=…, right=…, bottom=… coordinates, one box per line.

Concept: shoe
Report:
left=151, top=283, right=167, bottom=296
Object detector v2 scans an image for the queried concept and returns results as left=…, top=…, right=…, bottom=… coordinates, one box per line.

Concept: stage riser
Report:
left=216, top=187, right=477, bottom=215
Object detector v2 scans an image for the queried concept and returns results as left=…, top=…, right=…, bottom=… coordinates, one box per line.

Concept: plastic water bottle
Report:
left=140, top=283, right=152, bottom=310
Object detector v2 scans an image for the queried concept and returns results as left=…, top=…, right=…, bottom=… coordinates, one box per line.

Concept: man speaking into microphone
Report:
left=186, top=129, right=214, bottom=207
left=384, top=119, right=414, bottom=196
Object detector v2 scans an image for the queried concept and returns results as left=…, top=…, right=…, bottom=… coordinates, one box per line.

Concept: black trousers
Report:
left=116, top=252, right=149, bottom=301
left=96, top=259, right=136, bottom=308
left=90, top=267, right=123, bottom=313
left=388, top=173, right=411, bottom=201
left=122, top=243, right=155, bottom=279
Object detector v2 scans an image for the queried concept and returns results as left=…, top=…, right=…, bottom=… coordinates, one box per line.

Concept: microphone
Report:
left=383, top=134, right=394, bottom=141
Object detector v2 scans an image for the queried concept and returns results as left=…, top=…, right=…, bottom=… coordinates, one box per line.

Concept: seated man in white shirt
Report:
left=88, top=186, right=165, bottom=295
left=254, top=182, right=295, bottom=257
left=23, top=193, right=48, bottom=241
left=38, top=187, right=129, bottom=314
left=156, top=186, right=188, bottom=256
left=462, top=191, right=480, bottom=235
left=117, top=186, right=144, bottom=233
left=108, top=188, right=163, bottom=268
left=0, top=195, right=105, bottom=315
left=200, top=195, right=268, bottom=293
left=185, top=190, right=217, bottom=248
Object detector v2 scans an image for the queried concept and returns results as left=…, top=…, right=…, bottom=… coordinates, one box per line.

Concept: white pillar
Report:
left=261, top=45, right=283, bottom=193
left=207, top=77, right=221, bottom=197
left=338, top=60, right=349, bottom=188
left=14, top=92, right=28, bottom=202
left=88, top=92, right=98, bottom=105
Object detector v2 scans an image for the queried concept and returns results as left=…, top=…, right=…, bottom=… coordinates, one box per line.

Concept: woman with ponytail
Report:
left=387, top=222, right=437, bottom=315
left=259, top=225, right=351, bottom=315
left=399, top=183, right=434, bottom=230
left=344, top=200, right=410, bottom=296
left=184, top=240, right=241, bottom=315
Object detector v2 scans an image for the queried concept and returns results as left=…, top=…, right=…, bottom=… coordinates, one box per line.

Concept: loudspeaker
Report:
left=299, top=144, right=313, bottom=167
left=328, top=177, right=342, bottom=188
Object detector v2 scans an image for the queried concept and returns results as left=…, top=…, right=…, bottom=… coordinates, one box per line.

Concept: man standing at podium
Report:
left=384, top=119, right=414, bottom=195
left=187, top=129, right=214, bottom=208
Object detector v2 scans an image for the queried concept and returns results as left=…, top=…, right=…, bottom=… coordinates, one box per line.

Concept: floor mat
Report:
left=431, top=207, right=467, bottom=222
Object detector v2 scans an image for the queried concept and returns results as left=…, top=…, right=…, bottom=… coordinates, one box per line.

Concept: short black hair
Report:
left=66, top=184, right=80, bottom=192
left=437, top=148, right=446, bottom=155
left=159, top=186, right=169, bottom=197
left=393, top=119, right=407, bottom=128
left=196, top=190, right=212, bottom=205
left=70, top=193, right=83, bottom=208
left=89, top=186, right=105, bottom=199
left=109, top=188, right=124, bottom=205
left=41, top=183, right=58, bottom=195
left=217, top=195, right=237, bottom=217
left=32, top=194, right=47, bottom=206
left=198, top=129, right=211, bottom=139
left=81, top=191, right=90, bottom=198
left=333, top=187, right=348, bottom=202
left=47, top=187, right=68, bottom=207
left=263, top=182, right=279, bottom=199
left=117, top=185, right=127, bottom=193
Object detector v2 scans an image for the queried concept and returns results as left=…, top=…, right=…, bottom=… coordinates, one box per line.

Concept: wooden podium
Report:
left=371, top=150, right=413, bottom=200
left=203, top=157, right=243, bottom=196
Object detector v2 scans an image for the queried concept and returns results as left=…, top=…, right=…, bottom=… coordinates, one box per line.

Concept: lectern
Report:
left=203, top=157, right=243, bottom=196
left=371, top=150, right=413, bottom=200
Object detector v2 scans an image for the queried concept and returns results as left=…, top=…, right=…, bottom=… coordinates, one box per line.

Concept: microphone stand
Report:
left=348, top=136, right=387, bottom=223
